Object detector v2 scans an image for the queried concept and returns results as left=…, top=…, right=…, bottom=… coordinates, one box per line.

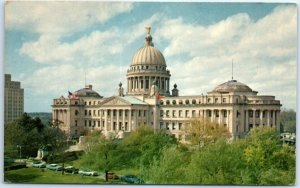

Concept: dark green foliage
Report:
left=45, top=151, right=83, bottom=163
left=4, top=113, right=66, bottom=158
left=28, top=112, right=52, bottom=126
left=142, top=127, right=295, bottom=185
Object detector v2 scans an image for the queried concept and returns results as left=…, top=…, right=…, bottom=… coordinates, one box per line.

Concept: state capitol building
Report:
left=52, top=27, right=281, bottom=141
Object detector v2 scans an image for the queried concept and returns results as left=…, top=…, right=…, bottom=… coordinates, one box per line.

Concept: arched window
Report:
left=185, top=100, right=190, bottom=105
left=172, top=100, right=176, bottom=105
left=160, top=100, right=164, bottom=105
left=166, top=100, right=170, bottom=105
left=75, top=110, right=79, bottom=116
left=192, top=99, right=196, bottom=104
left=179, top=100, right=183, bottom=105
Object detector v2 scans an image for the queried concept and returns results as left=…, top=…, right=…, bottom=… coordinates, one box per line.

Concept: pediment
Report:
left=102, top=97, right=130, bottom=106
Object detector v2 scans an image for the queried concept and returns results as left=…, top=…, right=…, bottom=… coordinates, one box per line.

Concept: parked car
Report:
left=31, top=161, right=46, bottom=168
left=120, top=174, right=144, bottom=184
left=78, top=170, right=98, bottom=176
left=107, top=172, right=119, bottom=179
left=46, top=164, right=63, bottom=171
left=64, top=166, right=79, bottom=174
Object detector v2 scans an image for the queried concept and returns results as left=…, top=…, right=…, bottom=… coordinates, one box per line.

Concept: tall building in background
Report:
left=52, top=27, right=281, bottom=141
left=4, top=74, right=24, bottom=125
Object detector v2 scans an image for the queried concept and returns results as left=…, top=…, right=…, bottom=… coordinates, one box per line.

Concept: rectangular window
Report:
left=236, top=111, right=240, bottom=118
left=119, top=110, right=122, bottom=116
left=166, top=123, right=169, bottom=130
left=98, top=121, right=100, bottom=127
left=208, top=110, right=212, bottom=117
left=172, top=123, right=176, bottom=130
left=263, top=111, right=266, bottom=118
left=75, top=120, right=78, bottom=126
left=89, top=110, right=91, bottom=116
left=249, top=111, right=253, bottom=118
left=89, top=120, right=91, bottom=127
left=216, top=111, right=219, bottom=118
left=185, top=110, right=189, bottom=118
left=107, top=110, right=110, bottom=116
left=172, top=110, right=176, bottom=117
left=223, top=111, right=227, bottom=118
left=85, top=110, right=87, bottom=116
left=160, top=110, right=164, bottom=117
left=160, top=122, right=164, bottom=129
left=192, top=110, right=196, bottom=117
left=255, top=111, right=259, bottom=118
left=166, top=110, right=169, bottom=117
left=179, top=123, right=182, bottom=130
left=84, top=120, right=87, bottom=127
left=113, top=122, right=116, bottom=130
left=144, top=110, right=146, bottom=117
left=139, top=110, right=141, bottom=117
left=179, top=110, right=182, bottom=117
left=125, top=122, right=128, bottom=131
left=222, top=98, right=226, bottom=103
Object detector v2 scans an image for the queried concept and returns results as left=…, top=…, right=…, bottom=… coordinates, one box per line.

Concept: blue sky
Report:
left=4, top=1, right=297, bottom=112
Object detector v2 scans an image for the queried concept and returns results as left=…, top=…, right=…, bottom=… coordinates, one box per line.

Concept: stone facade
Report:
left=4, top=74, right=24, bottom=125
left=52, top=27, right=281, bottom=140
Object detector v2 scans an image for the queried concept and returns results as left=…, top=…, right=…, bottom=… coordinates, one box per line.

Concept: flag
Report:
left=68, top=91, right=78, bottom=99
left=155, top=90, right=165, bottom=100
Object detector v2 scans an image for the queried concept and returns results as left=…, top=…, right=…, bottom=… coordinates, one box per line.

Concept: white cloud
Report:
left=5, top=1, right=133, bottom=35
left=158, top=5, right=297, bottom=109
left=20, top=30, right=121, bottom=64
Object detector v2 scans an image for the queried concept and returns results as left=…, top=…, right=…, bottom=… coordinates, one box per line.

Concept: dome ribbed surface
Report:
left=213, top=80, right=252, bottom=93
left=131, top=45, right=166, bottom=66
left=74, top=88, right=101, bottom=97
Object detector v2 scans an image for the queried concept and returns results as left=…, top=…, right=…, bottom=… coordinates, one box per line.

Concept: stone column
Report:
left=129, top=110, right=132, bottom=131
left=104, top=110, right=108, bottom=133
left=110, top=110, right=114, bottom=131
left=137, top=77, right=140, bottom=92
left=116, top=109, right=120, bottom=131
left=227, top=110, right=230, bottom=132
left=266, top=110, right=270, bottom=126
left=245, top=110, right=249, bottom=132
left=272, top=110, right=275, bottom=127
left=122, top=109, right=126, bottom=131
left=253, top=109, right=256, bottom=127
left=149, top=77, right=152, bottom=90
left=260, top=110, right=263, bottom=126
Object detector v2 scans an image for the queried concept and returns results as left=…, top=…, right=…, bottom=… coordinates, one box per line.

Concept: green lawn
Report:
left=4, top=167, right=122, bottom=184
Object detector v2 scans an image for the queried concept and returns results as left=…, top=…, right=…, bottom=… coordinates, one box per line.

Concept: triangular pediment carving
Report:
left=102, top=97, right=130, bottom=106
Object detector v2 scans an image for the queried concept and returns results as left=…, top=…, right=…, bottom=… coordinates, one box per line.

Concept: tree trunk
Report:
left=105, top=170, right=108, bottom=182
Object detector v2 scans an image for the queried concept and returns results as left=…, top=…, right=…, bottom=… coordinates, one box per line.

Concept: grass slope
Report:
left=4, top=167, right=107, bottom=184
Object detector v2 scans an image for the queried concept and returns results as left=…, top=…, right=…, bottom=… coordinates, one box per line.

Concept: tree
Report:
left=4, top=114, right=66, bottom=159
left=242, top=126, right=295, bottom=185
left=186, top=138, right=245, bottom=184
left=184, top=117, right=230, bottom=148
left=80, top=131, right=122, bottom=181
left=144, top=146, right=190, bottom=184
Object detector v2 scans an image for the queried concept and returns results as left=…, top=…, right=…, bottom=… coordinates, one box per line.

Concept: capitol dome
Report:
left=131, top=45, right=166, bottom=66
left=74, top=85, right=102, bottom=98
left=131, top=27, right=166, bottom=66
left=212, top=80, right=253, bottom=93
